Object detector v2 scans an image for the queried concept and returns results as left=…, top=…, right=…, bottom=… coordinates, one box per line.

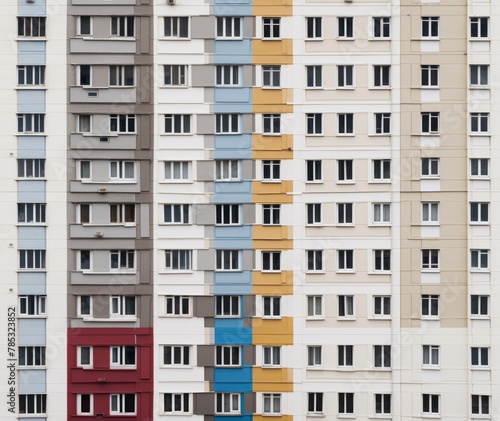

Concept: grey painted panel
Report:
left=18, top=418, right=46, bottom=421
left=244, top=17, right=255, bottom=38
left=139, top=114, right=151, bottom=150
left=243, top=296, right=253, bottom=318
left=18, top=227, right=46, bottom=249
left=242, top=159, right=252, bottom=180
left=18, top=181, right=46, bottom=203
left=72, top=0, right=135, bottom=5
left=19, top=273, right=46, bottom=295
left=204, top=271, right=214, bottom=286
left=204, top=40, right=214, bottom=55
left=191, top=16, right=215, bottom=39
left=204, top=135, right=215, bottom=151
left=18, top=0, right=46, bottom=16
left=91, top=115, right=111, bottom=135
left=71, top=272, right=138, bottom=285
left=196, top=345, right=215, bottom=367
left=243, top=204, right=255, bottom=224
left=18, top=137, right=46, bottom=158
left=139, top=17, right=150, bottom=54
left=243, top=345, right=255, bottom=366
left=70, top=134, right=136, bottom=150
left=140, top=204, right=150, bottom=237
left=194, top=296, right=215, bottom=317
left=140, top=161, right=150, bottom=192
left=70, top=39, right=136, bottom=54
left=244, top=393, right=256, bottom=414
left=18, top=90, right=46, bottom=113
left=197, top=161, right=214, bottom=181
left=242, top=114, right=253, bottom=134
left=18, top=41, right=46, bottom=65
left=69, top=225, right=136, bottom=239
left=92, top=295, right=110, bottom=318
left=18, top=319, right=46, bottom=346
left=242, top=250, right=253, bottom=271
left=197, top=250, right=215, bottom=271
left=191, top=65, right=215, bottom=87
left=139, top=251, right=151, bottom=285
left=70, top=87, right=136, bottom=104
left=204, top=88, right=214, bottom=104
left=19, top=370, right=46, bottom=394
left=204, top=318, right=214, bottom=328
left=194, top=393, right=215, bottom=415
left=194, top=205, right=214, bottom=225
left=242, top=65, right=253, bottom=87
left=91, top=16, right=112, bottom=38
left=92, top=65, right=108, bottom=88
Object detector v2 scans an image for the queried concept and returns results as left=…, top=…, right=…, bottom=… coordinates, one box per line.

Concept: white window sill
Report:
left=369, top=223, right=391, bottom=227
left=421, top=365, right=440, bottom=370
left=336, top=133, right=355, bottom=137
left=305, top=271, right=325, bottom=274
left=469, top=269, right=490, bottom=273
left=18, top=315, right=47, bottom=319
left=469, top=176, right=490, bottom=180
left=159, top=180, right=192, bottom=184
left=262, top=414, right=282, bottom=417
left=306, top=366, right=323, bottom=370
left=337, top=415, right=356, bottom=419
left=306, top=413, right=325, bottom=417
left=420, top=132, right=440, bottom=136
left=305, top=180, right=323, bottom=184
left=305, top=86, right=324, bottom=90
left=261, top=86, right=282, bottom=90
left=262, top=365, right=282, bottom=369
left=160, top=270, right=193, bottom=274
left=214, top=315, right=241, bottom=319
left=82, top=317, right=137, bottom=323
left=421, top=317, right=440, bottom=321
left=337, top=181, right=355, bottom=185
left=421, top=414, right=440, bottom=419
left=305, top=38, right=323, bottom=42
left=159, top=37, right=191, bottom=41
left=261, top=180, right=282, bottom=184
left=370, top=37, right=391, bottom=41
left=160, top=314, right=192, bottom=318
left=469, top=133, right=490, bottom=136
left=337, top=38, right=355, bottom=41
left=470, top=315, right=490, bottom=320
left=369, top=180, right=391, bottom=184
left=420, top=176, right=440, bottom=180
left=337, top=270, right=355, bottom=274
left=305, top=133, right=323, bottom=137
left=337, top=87, right=355, bottom=90
left=16, top=86, right=47, bottom=90
left=18, top=366, right=46, bottom=370
left=335, top=224, right=355, bottom=228
left=421, top=222, right=439, bottom=226
left=306, top=224, right=324, bottom=228
left=470, top=366, right=490, bottom=371
left=370, top=271, right=391, bottom=275
left=421, top=269, right=440, bottom=273
left=160, top=365, right=192, bottom=369
left=161, top=85, right=189, bottom=89
left=421, top=86, right=440, bottom=90
left=162, top=133, right=193, bottom=136
left=369, top=86, right=391, bottom=90
left=369, top=315, right=391, bottom=320
left=306, top=317, right=325, bottom=321
left=369, top=133, right=391, bottom=137
left=110, top=365, right=137, bottom=370
left=469, top=86, right=489, bottom=90
left=337, top=317, right=356, bottom=321
left=262, top=316, right=282, bottom=320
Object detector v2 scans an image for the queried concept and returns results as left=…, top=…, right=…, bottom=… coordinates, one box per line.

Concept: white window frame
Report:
left=373, top=65, right=390, bottom=88
left=262, top=65, right=281, bottom=88
left=110, top=394, right=136, bottom=415
left=110, top=203, right=135, bottom=225
left=471, top=347, right=489, bottom=368
left=422, top=394, right=439, bottom=416
left=421, top=157, right=439, bottom=178
left=421, top=65, right=439, bottom=88
left=307, top=392, right=324, bottom=414
left=337, top=159, right=354, bottom=183
left=164, top=65, right=187, bottom=86
left=373, top=159, right=391, bottom=181
left=77, top=295, right=92, bottom=318
left=338, top=250, right=354, bottom=272
left=470, top=17, right=489, bottom=39
left=165, top=250, right=192, bottom=271
left=307, top=295, right=323, bottom=319
left=19, top=346, right=46, bottom=367
left=470, top=202, right=489, bottom=224
left=17, top=65, right=45, bottom=86
left=216, top=204, right=240, bottom=226
left=422, top=202, right=439, bottom=224
left=164, top=16, right=189, bottom=39
left=77, top=114, right=91, bottom=134
left=165, top=295, right=191, bottom=316
left=263, top=204, right=281, bottom=225
left=263, top=346, right=281, bottom=367
left=164, top=204, right=190, bottom=224
left=373, top=296, right=391, bottom=318
left=470, top=65, right=489, bottom=87
left=421, top=17, right=439, bottom=38
left=17, top=113, right=45, bottom=133
left=470, top=112, right=489, bottom=134
left=421, top=112, right=440, bottom=134
left=109, top=250, right=135, bottom=270
left=19, top=394, right=47, bottom=415
left=305, top=17, right=322, bottom=40
left=373, top=17, right=390, bottom=39
left=373, top=250, right=391, bottom=272
left=164, top=161, right=190, bottom=181
left=110, top=295, right=136, bottom=317
left=215, top=295, right=240, bottom=317
left=215, top=160, right=240, bottom=181
left=111, top=16, right=135, bottom=37
left=421, top=294, right=439, bottom=319
left=373, top=203, right=391, bottom=225
left=306, top=160, right=322, bottom=182
left=338, top=295, right=355, bottom=319
left=470, top=249, right=489, bottom=271
left=422, top=345, right=440, bottom=368
left=109, top=114, right=136, bottom=133
left=163, top=345, right=191, bottom=366
left=374, top=345, right=391, bottom=369
left=109, top=65, right=135, bottom=87
left=470, top=295, right=489, bottom=318
left=216, top=65, right=240, bottom=86
left=109, top=161, right=135, bottom=181
left=470, top=158, right=489, bottom=178
left=163, top=393, right=191, bottom=414
left=337, top=113, right=354, bottom=135
left=306, top=203, right=322, bottom=225
left=375, top=394, right=391, bottom=416
left=19, top=295, right=46, bottom=317
left=77, top=16, right=93, bottom=36
left=262, top=114, right=281, bottom=135
left=216, top=250, right=240, bottom=271
left=216, top=345, right=241, bottom=367
left=421, top=249, right=439, bottom=271
left=18, top=203, right=46, bottom=224
left=215, top=393, right=241, bottom=415
left=262, top=160, right=281, bottom=182
left=375, top=113, right=391, bottom=134
left=77, top=345, right=93, bottom=368
left=19, top=249, right=46, bottom=270
left=338, top=392, right=354, bottom=416
left=77, top=394, right=94, bottom=416
left=306, top=65, right=322, bottom=88
left=307, top=346, right=322, bottom=368
left=337, top=65, right=354, bottom=88
left=306, top=250, right=323, bottom=272
left=263, top=393, right=281, bottom=415
left=165, top=114, right=191, bottom=134
left=262, top=17, right=280, bottom=40
left=78, top=160, right=91, bottom=180
left=338, top=345, right=353, bottom=367
left=262, top=296, right=281, bottom=319
left=338, top=17, right=354, bottom=39
left=306, top=113, right=322, bottom=135
left=216, top=113, right=240, bottom=134
left=471, top=395, right=490, bottom=416
left=337, top=203, right=354, bottom=225
left=216, top=17, right=242, bottom=39
left=110, top=346, right=136, bottom=368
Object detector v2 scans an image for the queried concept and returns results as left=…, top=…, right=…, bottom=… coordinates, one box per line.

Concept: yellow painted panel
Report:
left=253, top=271, right=293, bottom=296
left=255, top=416, right=293, bottom=421
left=253, top=317, right=293, bottom=345
left=253, top=88, right=293, bottom=112
left=253, top=134, right=293, bottom=154
left=253, top=240, right=293, bottom=251
left=253, top=0, right=293, bottom=17
left=253, top=368, right=293, bottom=392
left=252, top=181, right=293, bottom=204
left=253, top=40, right=293, bottom=65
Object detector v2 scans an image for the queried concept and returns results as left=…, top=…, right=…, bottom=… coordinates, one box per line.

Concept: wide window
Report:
left=166, top=296, right=190, bottom=316
left=163, top=346, right=190, bottom=366
left=164, top=394, right=190, bottom=414
left=18, top=65, right=45, bottom=85
left=110, top=346, right=136, bottom=367
left=216, top=393, right=240, bottom=414
left=18, top=114, right=45, bottom=133
left=111, top=17, right=134, bottom=37
left=216, top=65, right=239, bottom=86
left=18, top=17, right=46, bottom=37
left=19, top=346, right=46, bottom=367
left=110, top=250, right=135, bottom=270
left=216, top=17, right=241, bottom=38
left=215, top=295, right=240, bottom=317
left=110, top=394, right=136, bottom=415
left=19, top=394, right=46, bottom=415
left=164, top=204, right=189, bottom=224
left=216, top=160, right=239, bottom=181
left=216, top=114, right=239, bottom=134
left=216, top=345, right=240, bottom=366
left=164, top=17, right=189, bottom=38
left=165, top=114, right=191, bottom=134
left=19, top=250, right=46, bottom=270
left=110, top=296, right=136, bottom=317
left=110, top=115, right=135, bottom=133
left=18, top=204, right=46, bottom=224
left=165, top=161, right=189, bottom=181
left=19, top=295, right=46, bottom=316
left=165, top=250, right=192, bottom=270
left=164, top=65, right=187, bottom=86
left=109, top=65, right=134, bottom=86
left=216, top=204, right=240, bottom=225
left=216, top=250, right=240, bottom=271
left=110, top=204, right=135, bottom=224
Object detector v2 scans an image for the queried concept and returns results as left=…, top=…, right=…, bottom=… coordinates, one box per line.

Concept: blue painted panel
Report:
left=215, top=326, right=252, bottom=345
left=215, top=225, right=252, bottom=239
left=215, top=40, right=252, bottom=64
left=19, top=419, right=46, bottom=421
left=19, top=0, right=46, bottom=16
left=215, top=88, right=251, bottom=104
left=214, top=193, right=252, bottom=205
left=214, top=367, right=252, bottom=391
left=19, top=273, right=46, bottom=295
left=214, top=284, right=252, bottom=296
left=214, top=3, right=252, bottom=16
left=214, top=270, right=252, bottom=285
left=19, top=370, right=46, bottom=394
left=18, top=41, right=46, bottom=65
left=18, top=319, right=46, bottom=346
left=214, top=134, right=252, bottom=150
left=18, top=137, right=46, bottom=158
left=214, top=239, right=252, bottom=251
left=18, top=181, right=46, bottom=203
left=215, top=416, right=252, bottom=421
left=214, top=149, right=252, bottom=161
left=214, top=181, right=252, bottom=196
left=214, top=104, right=252, bottom=114
left=18, top=90, right=46, bottom=113
left=18, top=227, right=46, bottom=249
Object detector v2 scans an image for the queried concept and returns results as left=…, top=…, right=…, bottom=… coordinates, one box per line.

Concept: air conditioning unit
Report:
left=94, top=232, right=104, bottom=238
left=167, top=0, right=176, bottom=5
left=99, top=188, right=107, bottom=193
left=87, top=91, right=98, bottom=98
left=26, top=0, right=35, bottom=3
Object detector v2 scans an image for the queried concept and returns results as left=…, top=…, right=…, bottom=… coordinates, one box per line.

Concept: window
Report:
left=165, top=250, right=192, bottom=270
left=375, top=394, right=391, bottom=415
left=77, top=64, right=91, bottom=87
left=110, top=296, right=136, bottom=317
left=110, top=394, right=136, bottom=415
left=307, top=296, right=323, bottom=319
left=374, top=345, right=391, bottom=368
left=338, top=159, right=353, bottom=182
left=216, top=17, right=241, bottom=38
left=19, top=250, right=45, bottom=270
left=373, top=17, right=390, bottom=38
left=163, top=346, right=190, bottom=366
left=308, top=393, right=323, bottom=414
left=19, top=346, right=45, bottom=367
left=79, top=161, right=91, bottom=180
left=262, top=252, right=281, bottom=272
left=262, top=66, right=281, bottom=88
left=263, top=296, right=281, bottom=318
left=110, top=250, right=135, bottom=270
left=110, top=114, right=135, bottom=133
left=263, top=394, right=281, bottom=415
left=307, top=250, right=323, bottom=272
left=263, top=346, right=281, bottom=367
left=337, top=203, right=353, bottom=225
left=338, top=295, right=354, bottom=318
left=109, top=204, right=135, bottom=224
left=374, top=250, right=391, bottom=272
left=306, top=113, right=322, bottom=135
left=307, top=346, right=322, bottom=367
left=263, top=114, right=281, bottom=135
left=19, top=394, right=46, bottom=415
left=421, top=17, right=439, bottom=38
left=472, top=395, right=490, bottom=415
left=216, top=393, right=240, bottom=414
left=422, top=202, right=439, bottom=223
left=216, top=250, right=240, bottom=271
left=78, top=296, right=92, bottom=317
left=470, top=17, right=488, bottom=39
left=373, top=203, right=391, bottom=224
left=421, top=157, right=439, bottom=178
left=166, top=296, right=190, bottom=316
left=338, top=393, right=354, bottom=415
left=77, top=346, right=92, bottom=367
left=214, top=160, right=241, bottom=182
left=164, top=204, right=189, bottom=224
left=77, top=16, right=92, bottom=36
left=375, top=113, right=391, bottom=134
left=18, top=17, right=46, bottom=37
left=471, top=249, right=489, bottom=270
left=263, top=204, right=281, bottom=225
left=216, top=114, right=239, bottom=134
left=111, top=16, right=134, bottom=37
left=470, top=65, right=489, bottom=88
left=110, top=346, right=136, bottom=367
left=306, top=160, right=322, bottom=182
left=306, top=17, right=322, bottom=39
left=164, top=65, right=187, bottom=86
left=422, top=345, right=439, bottom=367
left=262, top=160, right=281, bottom=181
left=77, top=115, right=91, bottom=133
left=471, top=347, right=489, bottom=367
left=18, top=204, right=46, bottom=224
left=216, top=204, right=240, bottom=225
left=422, top=394, right=439, bottom=416
left=338, top=345, right=353, bottom=367
left=306, top=66, right=322, bottom=88
left=165, top=114, right=191, bottom=134
left=470, top=158, right=489, bottom=177
left=421, top=65, right=439, bottom=87
left=470, top=202, right=489, bottom=224
left=374, top=296, right=391, bottom=317
left=77, top=394, right=93, bottom=415
left=18, top=114, right=45, bottom=133
left=471, top=113, right=489, bottom=133
left=338, top=17, right=354, bottom=38
left=18, top=65, right=45, bottom=85
left=216, top=65, right=239, bottom=86
left=164, top=394, right=190, bottom=414
left=421, top=112, right=439, bottom=134
left=19, top=295, right=46, bottom=316
left=109, top=65, right=134, bottom=86
left=338, top=113, right=354, bottom=134
left=165, top=161, right=189, bottom=181
left=306, top=203, right=321, bottom=225
left=471, top=295, right=488, bottom=317
left=337, top=65, right=354, bottom=88
left=338, top=250, right=354, bottom=272
left=164, top=17, right=189, bottom=38
left=263, top=17, right=280, bottom=39
left=215, top=295, right=240, bottom=317
left=422, top=249, right=439, bottom=271
left=373, top=65, right=390, bottom=87
left=421, top=295, right=439, bottom=318
left=216, top=346, right=240, bottom=366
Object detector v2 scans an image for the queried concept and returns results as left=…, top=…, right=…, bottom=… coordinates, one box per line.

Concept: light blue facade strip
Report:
left=214, top=225, right=252, bottom=240
left=18, top=181, right=46, bottom=203
left=215, top=88, right=252, bottom=105
left=214, top=4, right=252, bottom=16
left=213, top=149, right=252, bottom=160
left=214, top=181, right=252, bottom=197
left=214, top=104, right=253, bottom=114
left=19, top=370, right=47, bottom=394
left=214, top=240, right=252, bottom=250
left=18, top=227, right=46, bottom=249
left=19, top=418, right=46, bottom=421
left=18, top=319, right=46, bottom=346
left=19, top=0, right=46, bottom=16
left=214, top=135, right=252, bottom=152
left=214, top=271, right=252, bottom=284
left=214, top=40, right=252, bottom=64
left=18, top=90, right=46, bottom=113
left=18, top=273, right=46, bottom=295
left=18, top=137, right=46, bottom=158
left=18, top=42, right=46, bottom=65
left=214, top=367, right=252, bottom=391
left=214, top=327, right=252, bottom=345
